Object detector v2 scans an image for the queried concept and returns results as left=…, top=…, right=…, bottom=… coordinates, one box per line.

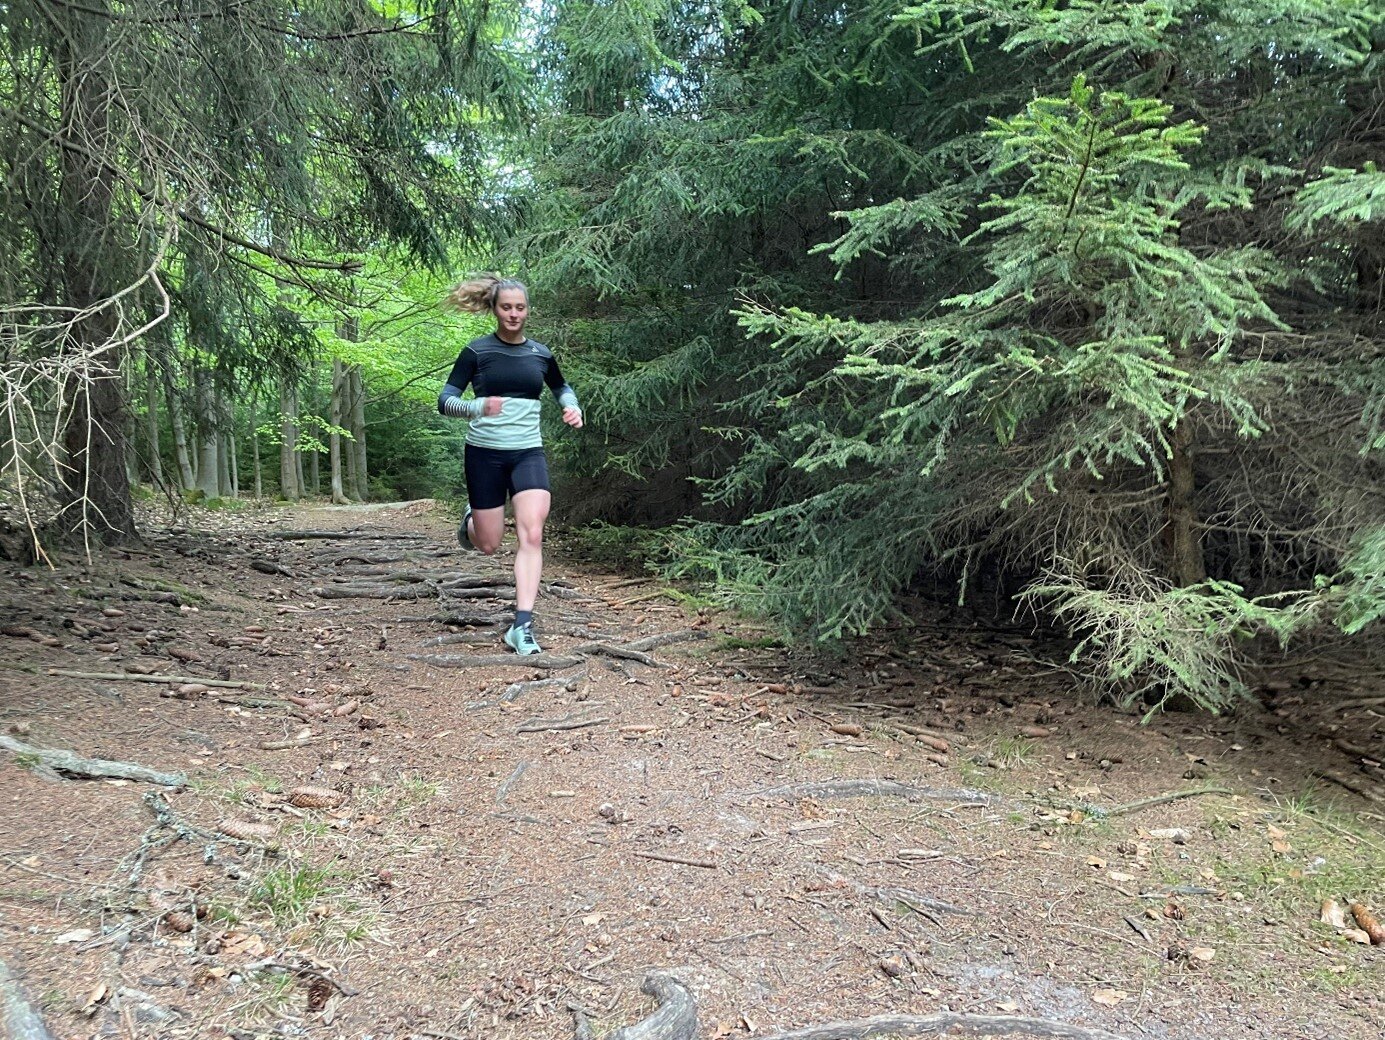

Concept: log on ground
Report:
left=749, top=779, right=994, bottom=806
left=0, top=735, right=185, bottom=787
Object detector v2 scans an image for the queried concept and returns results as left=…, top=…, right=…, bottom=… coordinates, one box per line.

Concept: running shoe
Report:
left=457, top=505, right=474, bottom=550
left=504, top=622, right=542, bottom=656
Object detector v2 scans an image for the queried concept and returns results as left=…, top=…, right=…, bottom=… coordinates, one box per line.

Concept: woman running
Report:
left=438, top=275, right=583, bottom=656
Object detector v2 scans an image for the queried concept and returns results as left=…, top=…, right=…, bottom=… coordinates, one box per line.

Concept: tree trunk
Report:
left=228, top=430, right=239, bottom=498
left=143, top=353, right=163, bottom=486
left=215, top=381, right=232, bottom=497
left=56, top=0, right=136, bottom=542
left=250, top=392, right=262, bottom=499
left=1167, top=420, right=1206, bottom=587
left=348, top=364, right=368, bottom=501
left=195, top=369, right=220, bottom=500
left=161, top=352, right=195, bottom=491
left=279, top=382, right=300, bottom=501
left=329, top=358, right=350, bottom=504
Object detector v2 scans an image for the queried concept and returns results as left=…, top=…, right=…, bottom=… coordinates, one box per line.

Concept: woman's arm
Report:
left=438, top=348, right=485, bottom=418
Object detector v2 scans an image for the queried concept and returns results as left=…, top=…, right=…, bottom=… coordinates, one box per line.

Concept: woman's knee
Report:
left=515, top=516, right=545, bottom=548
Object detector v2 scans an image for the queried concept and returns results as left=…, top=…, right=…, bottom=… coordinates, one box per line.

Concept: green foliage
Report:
left=522, top=0, right=1385, bottom=711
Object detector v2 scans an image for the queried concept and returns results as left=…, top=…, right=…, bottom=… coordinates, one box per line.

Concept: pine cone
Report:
left=288, top=785, right=346, bottom=808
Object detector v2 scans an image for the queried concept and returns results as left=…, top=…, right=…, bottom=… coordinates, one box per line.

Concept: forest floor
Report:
left=0, top=500, right=1381, bottom=1040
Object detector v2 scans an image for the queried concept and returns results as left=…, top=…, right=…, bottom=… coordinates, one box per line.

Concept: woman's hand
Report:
left=562, top=406, right=584, bottom=429
left=483, top=396, right=505, bottom=417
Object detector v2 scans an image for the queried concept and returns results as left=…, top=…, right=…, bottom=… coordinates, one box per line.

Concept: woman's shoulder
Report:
left=526, top=338, right=554, bottom=358
left=463, top=332, right=500, bottom=353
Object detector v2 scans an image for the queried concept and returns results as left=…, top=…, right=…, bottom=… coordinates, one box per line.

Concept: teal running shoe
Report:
left=504, top=622, right=542, bottom=656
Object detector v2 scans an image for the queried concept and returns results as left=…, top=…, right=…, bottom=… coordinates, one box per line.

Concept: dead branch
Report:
left=875, top=886, right=968, bottom=919
left=632, top=850, right=718, bottom=869
left=0, top=735, right=185, bottom=786
left=1094, top=786, right=1233, bottom=818
left=579, top=973, right=696, bottom=1040
left=409, top=653, right=584, bottom=670
left=754, top=1012, right=1132, bottom=1040
left=516, top=712, right=608, bottom=733
left=0, top=956, right=56, bottom=1040
left=750, top=779, right=994, bottom=806
left=46, top=668, right=263, bottom=690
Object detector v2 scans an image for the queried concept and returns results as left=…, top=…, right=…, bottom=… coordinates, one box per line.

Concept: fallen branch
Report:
left=875, top=886, right=968, bottom=919
left=0, top=735, right=185, bottom=787
left=755, top=1012, right=1132, bottom=1040
left=409, top=653, right=584, bottom=670
left=575, top=973, right=696, bottom=1040
left=1094, top=786, right=1233, bottom=818
left=0, top=956, right=55, bottom=1040
left=632, top=851, right=718, bottom=869
left=516, top=713, right=608, bottom=733
left=47, top=669, right=263, bottom=690
left=751, top=779, right=994, bottom=806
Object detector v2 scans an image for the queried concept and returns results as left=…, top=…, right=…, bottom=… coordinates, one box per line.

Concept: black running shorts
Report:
left=463, top=444, right=550, bottom=510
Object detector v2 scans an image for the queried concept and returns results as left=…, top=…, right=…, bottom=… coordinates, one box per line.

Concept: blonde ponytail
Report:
left=443, top=274, right=529, bottom=314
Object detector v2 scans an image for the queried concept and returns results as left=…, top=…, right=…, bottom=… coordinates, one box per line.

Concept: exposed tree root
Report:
left=750, top=779, right=994, bottom=806
left=571, top=641, right=663, bottom=667
left=501, top=672, right=585, bottom=702
left=573, top=973, right=696, bottom=1040
left=408, top=653, right=584, bottom=670
left=249, top=558, right=294, bottom=577
left=754, top=1012, right=1132, bottom=1040
left=267, top=530, right=427, bottom=540
left=0, top=735, right=185, bottom=787
left=622, top=629, right=710, bottom=652
left=0, top=957, right=55, bottom=1040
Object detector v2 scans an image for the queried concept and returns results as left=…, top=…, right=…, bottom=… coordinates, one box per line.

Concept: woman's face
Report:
left=494, top=288, right=529, bottom=339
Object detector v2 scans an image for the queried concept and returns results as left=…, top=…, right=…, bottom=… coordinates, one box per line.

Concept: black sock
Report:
left=514, top=610, right=533, bottom=629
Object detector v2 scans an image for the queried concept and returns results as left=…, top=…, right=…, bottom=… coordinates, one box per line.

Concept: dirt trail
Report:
left=0, top=502, right=1380, bottom=1040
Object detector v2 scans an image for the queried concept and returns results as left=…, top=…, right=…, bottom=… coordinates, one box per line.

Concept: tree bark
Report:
left=161, top=351, right=195, bottom=491
left=1167, top=420, right=1205, bottom=587
left=279, top=381, right=300, bottom=501
left=215, top=380, right=233, bottom=497
left=348, top=364, right=368, bottom=501
left=143, top=352, right=163, bottom=486
left=250, top=391, right=262, bottom=499
left=195, top=368, right=220, bottom=500
left=55, top=0, right=136, bottom=542
left=329, top=358, right=350, bottom=504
